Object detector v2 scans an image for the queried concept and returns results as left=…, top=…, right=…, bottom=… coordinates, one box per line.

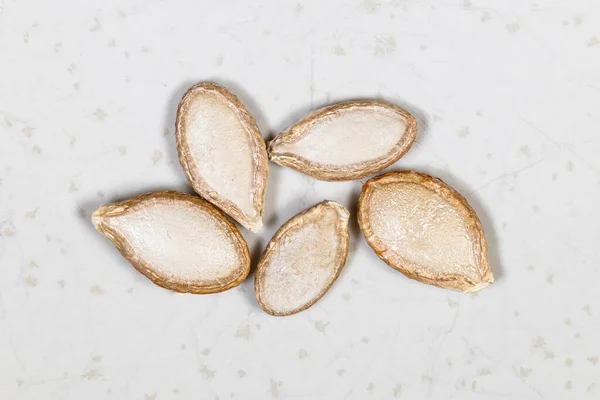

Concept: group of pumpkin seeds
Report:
left=92, top=82, right=494, bottom=316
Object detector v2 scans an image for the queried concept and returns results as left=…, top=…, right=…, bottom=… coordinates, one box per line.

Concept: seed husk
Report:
left=269, top=100, right=417, bottom=181
left=175, top=82, right=268, bottom=232
left=358, top=171, right=493, bottom=293
left=92, top=191, right=250, bottom=294
left=255, top=201, right=350, bottom=316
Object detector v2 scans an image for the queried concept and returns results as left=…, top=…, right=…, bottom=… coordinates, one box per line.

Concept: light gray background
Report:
left=1, top=1, right=599, bottom=399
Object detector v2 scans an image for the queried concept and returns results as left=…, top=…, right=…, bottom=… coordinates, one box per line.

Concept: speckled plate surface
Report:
left=1, top=1, right=599, bottom=399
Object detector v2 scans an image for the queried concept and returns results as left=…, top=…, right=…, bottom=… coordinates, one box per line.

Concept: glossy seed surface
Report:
left=176, top=82, right=268, bottom=232
left=255, top=201, right=350, bottom=316
left=269, top=100, right=417, bottom=181
left=92, top=191, right=251, bottom=294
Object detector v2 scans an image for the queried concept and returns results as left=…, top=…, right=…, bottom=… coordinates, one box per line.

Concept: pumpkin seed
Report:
left=255, top=201, right=350, bottom=316
left=92, top=191, right=250, bottom=294
left=269, top=100, right=417, bottom=181
left=358, top=171, right=493, bottom=293
left=175, top=82, right=268, bottom=232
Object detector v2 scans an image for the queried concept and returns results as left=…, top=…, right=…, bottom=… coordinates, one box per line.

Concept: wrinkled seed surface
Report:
left=358, top=171, right=493, bottom=293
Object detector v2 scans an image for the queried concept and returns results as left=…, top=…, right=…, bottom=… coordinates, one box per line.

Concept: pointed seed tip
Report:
left=248, top=219, right=263, bottom=233
left=90, top=208, right=104, bottom=227
left=464, top=280, right=492, bottom=294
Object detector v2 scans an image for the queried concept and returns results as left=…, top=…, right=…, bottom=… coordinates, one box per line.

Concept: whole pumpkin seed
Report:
left=92, top=191, right=250, bottom=294
left=175, top=82, right=268, bottom=232
left=269, top=100, right=417, bottom=181
left=255, top=201, right=350, bottom=316
left=358, top=171, right=493, bottom=293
